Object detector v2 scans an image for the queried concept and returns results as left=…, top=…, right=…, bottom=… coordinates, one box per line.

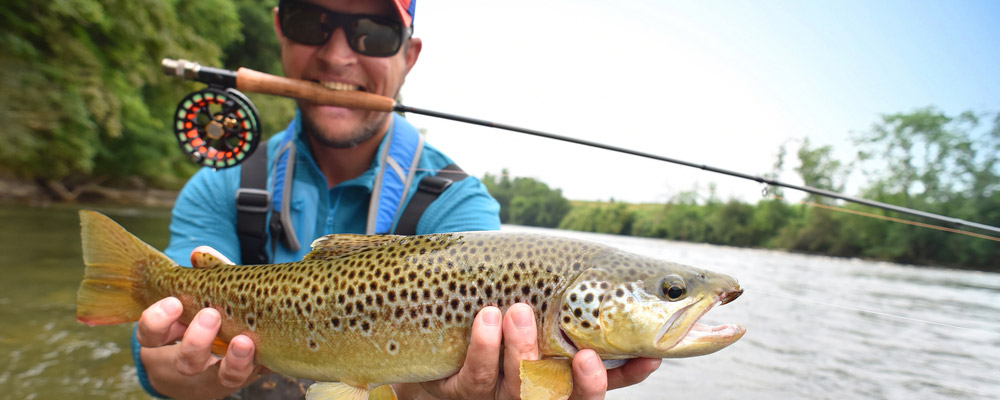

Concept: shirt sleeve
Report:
left=416, top=176, right=501, bottom=234
left=164, top=166, right=243, bottom=266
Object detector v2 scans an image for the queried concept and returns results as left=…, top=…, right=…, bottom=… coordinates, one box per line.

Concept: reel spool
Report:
left=173, top=87, right=260, bottom=169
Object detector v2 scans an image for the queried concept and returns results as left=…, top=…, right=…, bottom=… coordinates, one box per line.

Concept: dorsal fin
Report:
left=304, top=234, right=398, bottom=260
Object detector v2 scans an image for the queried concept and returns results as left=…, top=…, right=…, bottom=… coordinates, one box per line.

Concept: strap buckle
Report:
left=235, top=188, right=271, bottom=213
left=418, top=176, right=453, bottom=195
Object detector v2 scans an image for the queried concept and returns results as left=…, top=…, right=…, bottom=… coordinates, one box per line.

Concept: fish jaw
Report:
left=654, top=288, right=746, bottom=357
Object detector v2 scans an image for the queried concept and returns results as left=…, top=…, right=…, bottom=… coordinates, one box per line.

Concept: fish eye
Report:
left=660, top=279, right=686, bottom=301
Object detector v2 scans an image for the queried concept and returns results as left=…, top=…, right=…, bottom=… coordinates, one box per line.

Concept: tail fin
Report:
left=76, top=210, right=176, bottom=326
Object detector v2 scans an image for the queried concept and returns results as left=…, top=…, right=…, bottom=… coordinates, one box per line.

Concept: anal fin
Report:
left=520, top=358, right=573, bottom=400
left=306, top=382, right=379, bottom=400
left=368, top=385, right=398, bottom=400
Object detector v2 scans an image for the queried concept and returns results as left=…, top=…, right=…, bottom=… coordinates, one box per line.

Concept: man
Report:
left=133, top=0, right=660, bottom=398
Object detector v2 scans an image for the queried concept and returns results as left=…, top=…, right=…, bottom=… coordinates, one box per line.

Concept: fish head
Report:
left=554, top=251, right=745, bottom=359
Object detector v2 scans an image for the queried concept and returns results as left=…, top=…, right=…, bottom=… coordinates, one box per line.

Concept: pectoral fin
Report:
left=305, top=382, right=397, bottom=400
left=520, top=359, right=573, bottom=400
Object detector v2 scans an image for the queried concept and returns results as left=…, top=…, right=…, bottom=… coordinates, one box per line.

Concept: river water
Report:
left=1, top=204, right=997, bottom=399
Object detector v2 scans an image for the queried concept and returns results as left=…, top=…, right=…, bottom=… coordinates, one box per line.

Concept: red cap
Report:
left=392, top=0, right=416, bottom=27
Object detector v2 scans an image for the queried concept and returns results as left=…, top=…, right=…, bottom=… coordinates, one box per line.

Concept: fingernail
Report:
left=512, top=305, right=533, bottom=329
left=198, top=309, right=220, bottom=328
left=231, top=341, right=251, bottom=358
left=482, top=307, right=500, bottom=326
left=160, top=297, right=181, bottom=315
left=582, top=353, right=602, bottom=376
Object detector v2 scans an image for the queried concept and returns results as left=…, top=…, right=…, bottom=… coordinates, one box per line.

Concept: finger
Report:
left=421, top=306, right=502, bottom=399
left=569, top=349, right=607, bottom=400
left=498, top=303, right=539, bottom=400
left=136, top=297, right=187, bottom=347
left=605, top=358, right=661, bottom=390
left=175, top=308, right=222, bottom=376
left=218, top=335, right=258, bottom=388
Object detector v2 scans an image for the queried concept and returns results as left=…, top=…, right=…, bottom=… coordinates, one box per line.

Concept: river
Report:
left=1, top=204, right=997, bottom=399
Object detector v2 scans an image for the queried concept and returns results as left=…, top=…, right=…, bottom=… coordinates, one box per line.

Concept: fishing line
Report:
left=765, top=193, right=1000, bottom=243
left=744, top=288, right=1000, bottom=337
left=159, top=59, right=1000, bottom=237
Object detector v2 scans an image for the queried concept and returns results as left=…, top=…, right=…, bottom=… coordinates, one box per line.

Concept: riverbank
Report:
left=0, top=177, right=177, bottom=208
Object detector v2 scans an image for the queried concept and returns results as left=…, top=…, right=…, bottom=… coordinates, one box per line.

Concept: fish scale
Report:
left=76, top=210, right=745, bottom=400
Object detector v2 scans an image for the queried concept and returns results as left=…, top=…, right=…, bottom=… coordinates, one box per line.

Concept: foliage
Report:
left=0, top=0, right=294, bottom=188
left=481, top=170, right=570, bottom=228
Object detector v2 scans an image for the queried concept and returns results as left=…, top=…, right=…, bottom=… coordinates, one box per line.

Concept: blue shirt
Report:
left=164, top=114, right=500, bottom=265
left=135, top=114, right=499, bottom=397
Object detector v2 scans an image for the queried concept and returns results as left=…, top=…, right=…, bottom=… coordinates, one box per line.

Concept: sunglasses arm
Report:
left=162, top=58, right=397, bottom=112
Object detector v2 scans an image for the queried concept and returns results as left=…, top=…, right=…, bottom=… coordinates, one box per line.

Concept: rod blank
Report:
left=161, top=58, right=1000, bottom=236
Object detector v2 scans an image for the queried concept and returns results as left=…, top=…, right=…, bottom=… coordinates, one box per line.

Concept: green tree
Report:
left=482, top=170, right=570, bottom=228
left=0, top=0, right=242, bottom=189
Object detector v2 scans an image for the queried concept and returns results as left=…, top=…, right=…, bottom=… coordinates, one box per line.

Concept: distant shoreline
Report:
left=0, top=176, right=177, bottom=208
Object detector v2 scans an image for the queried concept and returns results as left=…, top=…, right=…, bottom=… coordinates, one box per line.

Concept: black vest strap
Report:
left=394, top=163, right=468, bottom=235
left=236, top=144, right=270, bottom=265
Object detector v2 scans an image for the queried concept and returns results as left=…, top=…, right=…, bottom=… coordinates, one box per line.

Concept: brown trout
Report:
left=77, top=210, right=745, bottom=400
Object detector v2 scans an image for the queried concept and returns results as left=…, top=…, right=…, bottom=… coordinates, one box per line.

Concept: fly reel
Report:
left=173, top=87, right=260, bottom=169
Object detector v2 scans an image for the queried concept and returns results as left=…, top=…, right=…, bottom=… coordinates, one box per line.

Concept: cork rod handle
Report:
left=236, top=67, right=396, bottom=112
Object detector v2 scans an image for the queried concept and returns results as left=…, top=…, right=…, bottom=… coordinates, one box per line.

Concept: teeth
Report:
left=320, top=81, right=361, bottom=91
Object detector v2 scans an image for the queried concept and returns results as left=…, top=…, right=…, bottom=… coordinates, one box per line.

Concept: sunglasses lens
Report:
left=348, top=18, right=403, bottom=57
left=280, top=2, right=330, bottom=45
left=280, top=1, right=405, bottom=57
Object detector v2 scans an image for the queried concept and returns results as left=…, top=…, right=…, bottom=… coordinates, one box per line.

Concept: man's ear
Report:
left=403, top=37, right=422, bottom=75
left=272, top=6, right=285, bottom=43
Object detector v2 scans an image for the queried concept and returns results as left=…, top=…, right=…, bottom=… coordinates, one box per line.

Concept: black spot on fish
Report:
left=563, top=316, right=571, bottom=323
left=361, top=321, right=370, bottom=331
left=616, top=288, right=625, bottom=297
left=592, top=309, right=600, bottom=318
left=581, top=321, right=591, bottom=329
left=584, top=293, right=594, bottom=303
left=574, top=308, right=582, bottom=318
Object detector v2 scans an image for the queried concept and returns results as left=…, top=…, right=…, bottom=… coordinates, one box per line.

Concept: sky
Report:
left=400, top=0, right=1000, bottom=204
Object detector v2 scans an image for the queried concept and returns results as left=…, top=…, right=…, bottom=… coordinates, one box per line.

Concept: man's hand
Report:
left=134, top=246, right=264, bottom=399
left=401, top=303, right=661, bottom=399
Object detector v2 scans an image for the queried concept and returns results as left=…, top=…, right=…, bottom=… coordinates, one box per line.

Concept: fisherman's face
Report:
left=274, top=0, right=421, bottom=148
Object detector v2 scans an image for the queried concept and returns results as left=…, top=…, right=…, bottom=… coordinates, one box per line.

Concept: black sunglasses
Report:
left=278, top=0, right=410, bottom=57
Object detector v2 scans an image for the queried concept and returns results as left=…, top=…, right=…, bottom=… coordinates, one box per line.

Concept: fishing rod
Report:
left=160, top=58, right=1000, bottom=236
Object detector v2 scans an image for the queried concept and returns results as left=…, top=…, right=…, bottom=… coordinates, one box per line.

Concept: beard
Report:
left=300, top=109, right=387, bottom=149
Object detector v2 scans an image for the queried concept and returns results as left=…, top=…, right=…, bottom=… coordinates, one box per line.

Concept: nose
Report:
left=316, top=27, right=358, bottom=66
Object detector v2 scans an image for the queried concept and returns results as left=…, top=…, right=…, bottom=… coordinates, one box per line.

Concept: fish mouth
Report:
left=654, top=289, right=746, bottom=356
left=557, top=327, right=581, bottom=356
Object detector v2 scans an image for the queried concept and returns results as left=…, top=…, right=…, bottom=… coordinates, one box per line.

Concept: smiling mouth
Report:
left=317, top=81, right=364, bottom=92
